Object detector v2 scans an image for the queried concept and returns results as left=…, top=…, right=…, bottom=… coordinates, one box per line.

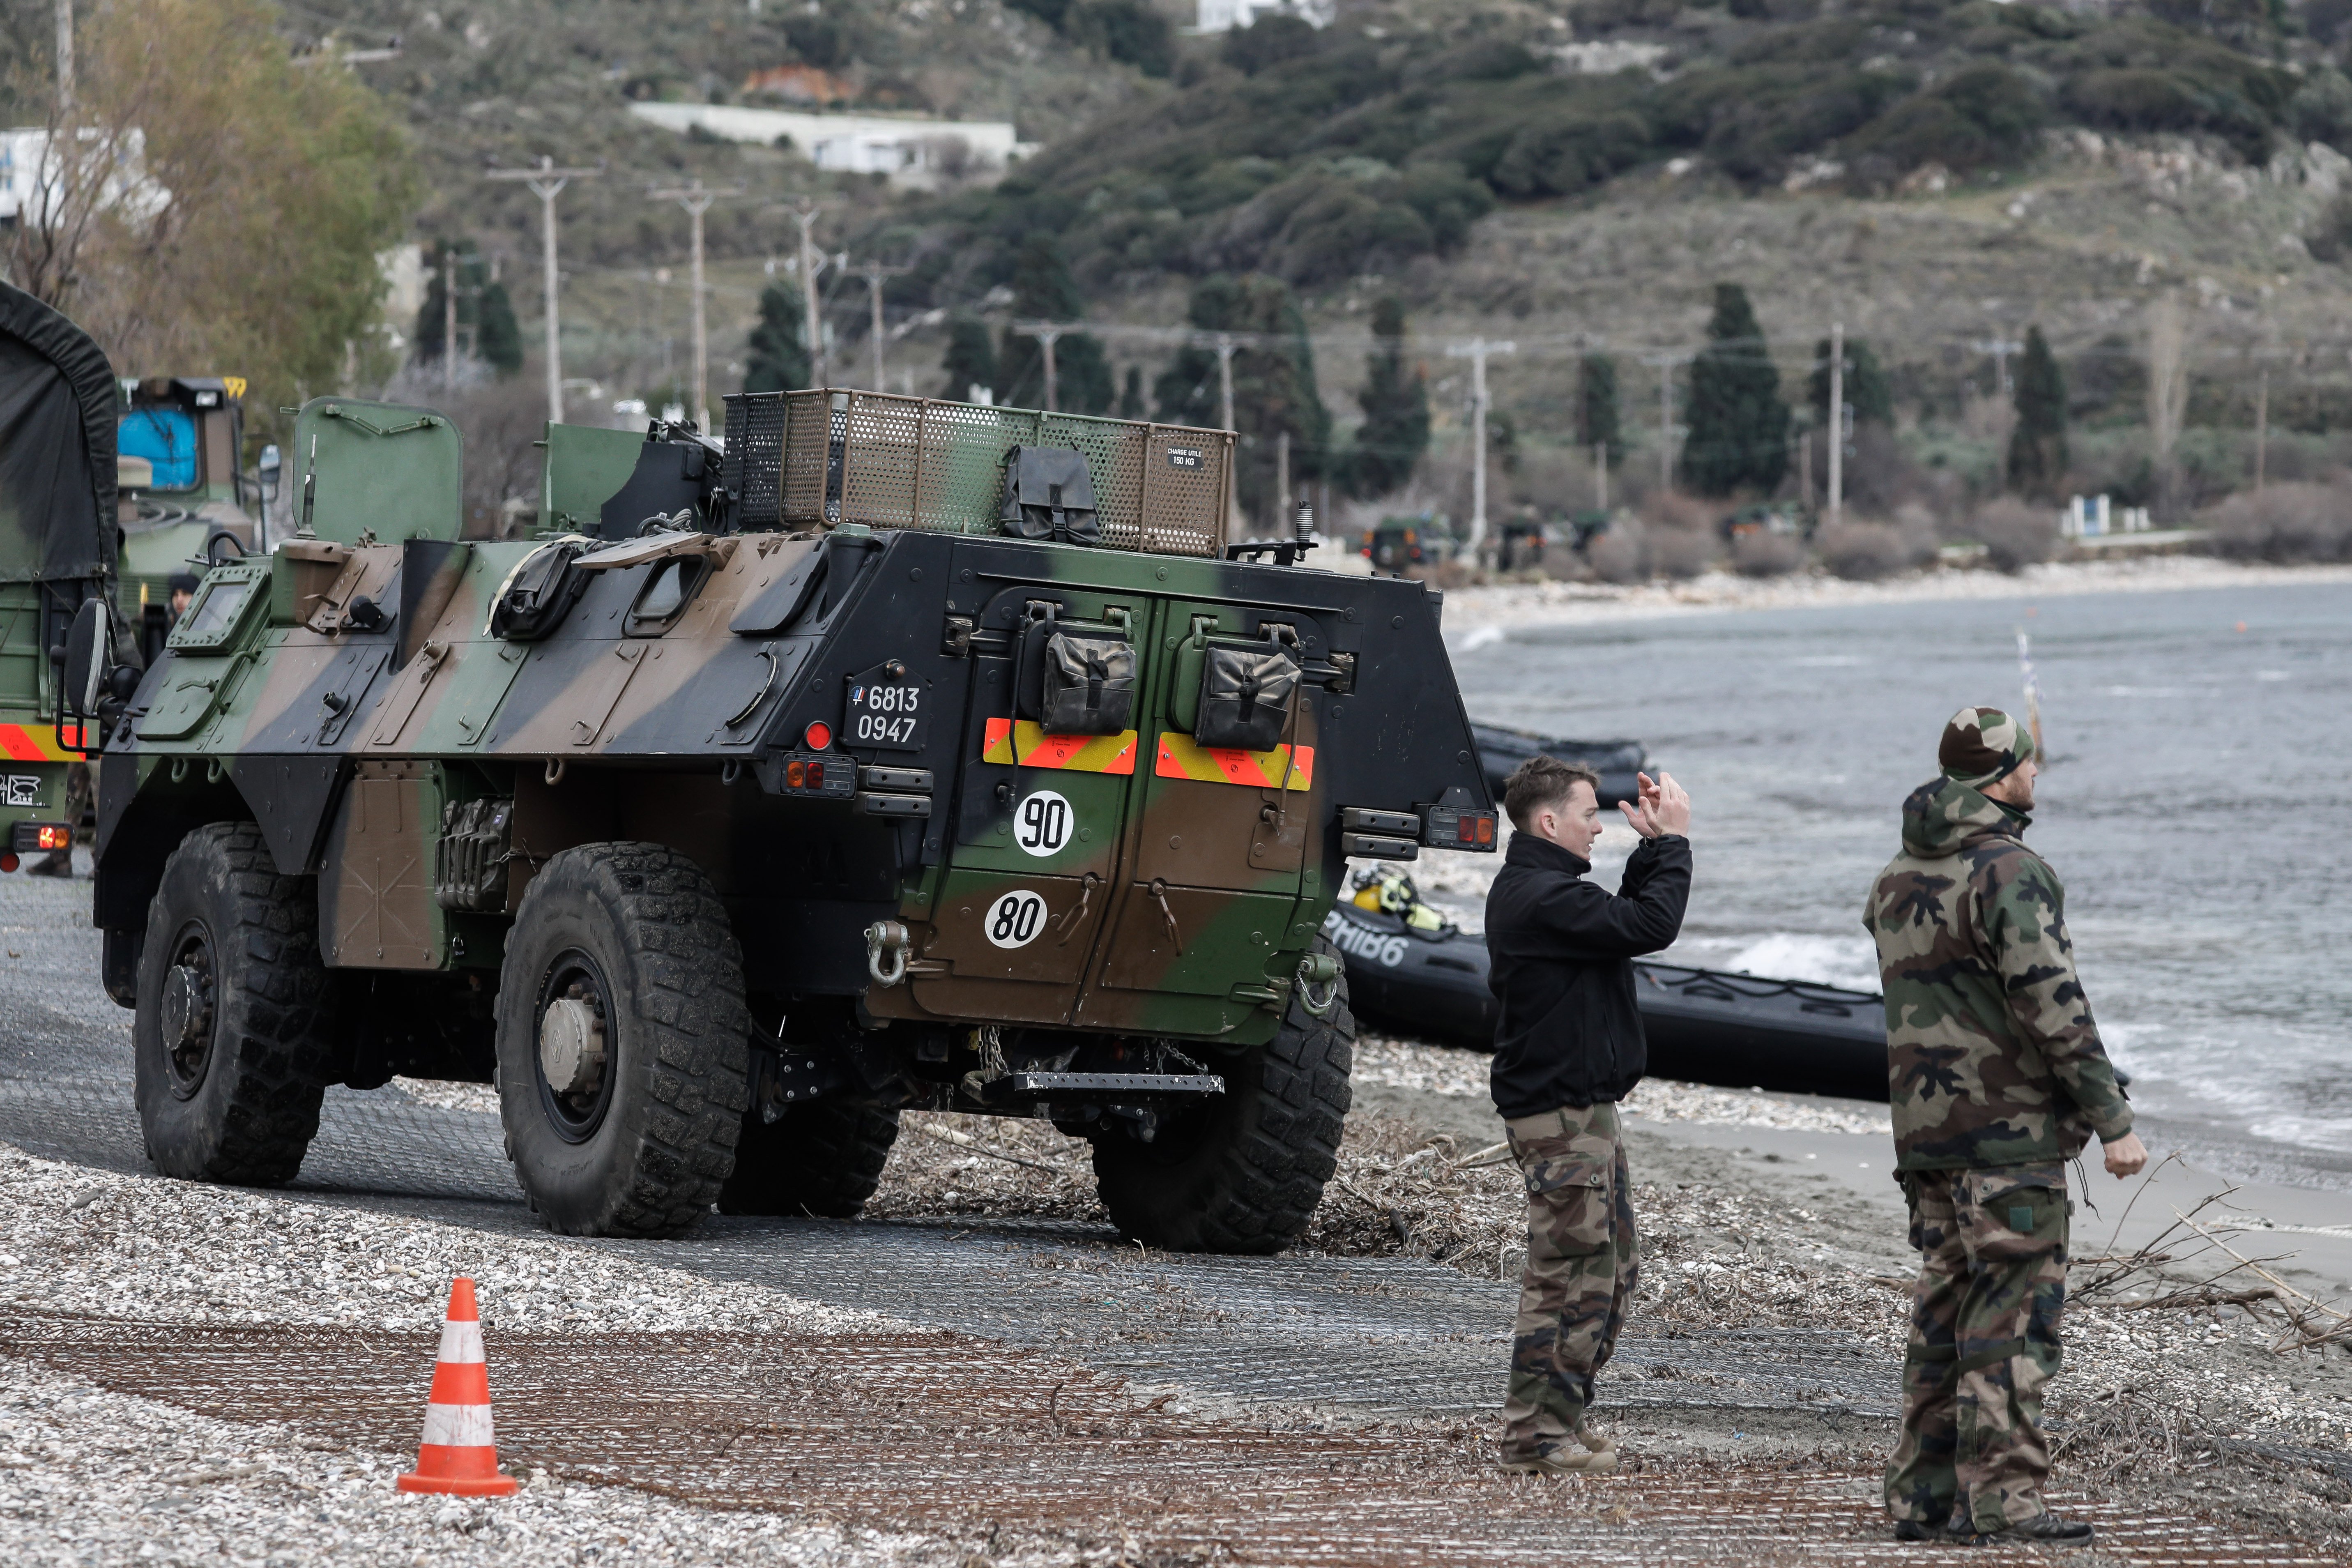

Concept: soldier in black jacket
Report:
left=1485, top=755, right=1692, bottom=1474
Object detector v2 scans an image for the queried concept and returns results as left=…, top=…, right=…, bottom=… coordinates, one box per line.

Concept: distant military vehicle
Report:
left=115, top=375, right=261, bottom=662
left=0, top=281, right=117, bottom=871
left=69, top=388, right=1498, bottom=1250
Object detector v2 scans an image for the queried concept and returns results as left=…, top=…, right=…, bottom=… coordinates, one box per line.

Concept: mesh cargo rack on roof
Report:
left=721, top=389, right=1232, bottom=557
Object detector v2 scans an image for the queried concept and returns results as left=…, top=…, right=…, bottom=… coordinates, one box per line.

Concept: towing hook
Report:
left=864, top=920, right=911, bottom=988
left=1296, top=952, right=1341, bottom=1019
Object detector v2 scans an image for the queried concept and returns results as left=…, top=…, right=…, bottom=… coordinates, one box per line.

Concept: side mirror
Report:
left=61, top=598, right=113, bottom=718
left=258, top=443, right=282, bottom=502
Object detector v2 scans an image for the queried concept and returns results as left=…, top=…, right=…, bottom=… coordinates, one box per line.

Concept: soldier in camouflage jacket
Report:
left=1864, top=707, right=2146, bottom=1548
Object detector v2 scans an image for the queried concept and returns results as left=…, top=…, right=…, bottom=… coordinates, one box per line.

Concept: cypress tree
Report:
left=743, top=282, right=811, bottom=394
left=413, top=240, right=451, bottom=366
left=1807, top=337, right=1894, bottom=428
left=997, top=237, right=1113, bottom=414
left=414, top=244, right=521, bottom=379
left=1578, top=352, right=1622, bottom=467
left=1346, top=296, right=1429, bottom=498
left=940, top=312, right=998, bottom=402
left=2007, top=325, right=2068, bottom=497
left=1680, top=283, right=1789, bottom=497
left=476, top=279, right=522, bottom=377
left=1153, top=273, right=1331, bottom=525
left=1118, top=364, right=1146, bottom=419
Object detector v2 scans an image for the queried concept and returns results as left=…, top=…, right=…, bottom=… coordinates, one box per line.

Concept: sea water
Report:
left=1441, top=577, right=2352, bottom=1183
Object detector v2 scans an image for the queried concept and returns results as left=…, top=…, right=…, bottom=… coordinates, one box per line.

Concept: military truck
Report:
left=0, top=281, right=118, bottom=871
left=116, top=375, right=262, bottom=663
left=69, top=387, right=1497, bottom=1251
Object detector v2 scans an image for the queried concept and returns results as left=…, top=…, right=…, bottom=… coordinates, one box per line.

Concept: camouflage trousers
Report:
left=1887, top=1162, right=2070, bottom=1533
left=1499, top=1101, right=1638, bottom=1458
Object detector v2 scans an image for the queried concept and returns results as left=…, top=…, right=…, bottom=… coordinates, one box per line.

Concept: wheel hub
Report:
left=539, top=997, right=605, bottom=1095
left=158, top=930, right=216, bottom=1099
left=161, top=965, right=208, bottom=1046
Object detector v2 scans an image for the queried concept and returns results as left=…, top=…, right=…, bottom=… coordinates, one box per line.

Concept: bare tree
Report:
left=5, top=0, right=412, bottom=407
left=2146, top=293, right=2190, bottom=517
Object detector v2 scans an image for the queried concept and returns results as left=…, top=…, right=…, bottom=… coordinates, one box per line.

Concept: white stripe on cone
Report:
left=420, top=1402, right=497, bottom=1448
left=435, top=1318, right=485, bottom=1364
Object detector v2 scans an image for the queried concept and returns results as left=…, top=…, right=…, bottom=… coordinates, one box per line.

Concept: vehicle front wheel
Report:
left=495, top=843, right=750, bottom=1238
left=132, top=822, right=340, bottom=1185
left=1091, top=940, right=1354, bottom=1254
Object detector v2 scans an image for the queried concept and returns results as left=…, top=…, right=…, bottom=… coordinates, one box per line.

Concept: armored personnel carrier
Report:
left=71, top=387, right=1497, bottom=1250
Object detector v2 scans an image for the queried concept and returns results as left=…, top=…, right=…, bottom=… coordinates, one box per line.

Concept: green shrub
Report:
left=1491, top=112, right=1655, bottom=198
left=2292, top=67, right=2352, bottom=150
left=1845, top=65, right=2046, bottom=187
left=1224, top=13, right=1321, bottom=75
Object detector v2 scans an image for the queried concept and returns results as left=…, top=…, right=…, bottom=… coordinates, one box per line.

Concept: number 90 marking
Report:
left=985, top=889, right=1048, bottom=949
left=1014, top=789, right=1072, bottom=857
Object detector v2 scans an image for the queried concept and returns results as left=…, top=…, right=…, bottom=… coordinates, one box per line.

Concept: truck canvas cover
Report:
left=0, top=280, right=117, bottom=585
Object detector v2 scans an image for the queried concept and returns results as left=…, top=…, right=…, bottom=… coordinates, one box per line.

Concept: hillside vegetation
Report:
left=906, top=0, right=2352, bottom=297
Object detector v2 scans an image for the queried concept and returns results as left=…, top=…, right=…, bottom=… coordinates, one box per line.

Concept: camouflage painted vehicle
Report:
left=0, top=281, right=117, bottom=870
left=78, top=387, right=1497, bottom=1250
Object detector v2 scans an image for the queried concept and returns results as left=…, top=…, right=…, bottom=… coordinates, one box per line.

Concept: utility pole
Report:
left=1970, top=335, right=2023, bottom=397
left=53, top=0, right=72, bottom=115
left=649, top=177, right=736, bottom=429
left=442, top=246, right=459, bottom=393
left=1276, top=428, right=1291, bottom=534
left=1445, top=338, right=1515, bottom=557
left=487, top=156, right=600, bottom=426
left=1213, top=332, right=1238, bottom=541
left=2254, top=361, right=2269, bottom=493
left=786, top=200, right=829, bottom=387
left=856, top=260, right=911, bottom=391
left=1827, top=320, right=1844, bottom=528
left=1646, top=353, right=1689, bottom=494
left=1011, top=321, right=1066, bottom=411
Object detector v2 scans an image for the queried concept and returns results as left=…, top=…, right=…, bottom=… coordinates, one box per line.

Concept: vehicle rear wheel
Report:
left=132, top=822, right=340, bottom=1186
left=717, top=1098, right=901, bottom=1218
left=1091, top=939, right=1354, bottom=1254
left=495, top=843, right=750, bottom=1238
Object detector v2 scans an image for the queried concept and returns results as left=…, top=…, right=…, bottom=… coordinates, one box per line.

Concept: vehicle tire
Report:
left=495, top=843, right=750, bottom=1238
left=133, top=821, right=340, bottom=1186
left=717, top=1098, right=900, bottom=1218
left=1091, top=937, right=1354, bottom=1254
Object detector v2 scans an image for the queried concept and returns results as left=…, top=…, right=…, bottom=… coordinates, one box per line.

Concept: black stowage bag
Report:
left=1039, top=631, right=1134, bottom=735
left=1194, top=641, right=1300, bottom=751
left=488, top=537, right=591, bottom=640
left=435, top=796, right=514, bottom=913
left=999, top=445, right=1100, bottom=545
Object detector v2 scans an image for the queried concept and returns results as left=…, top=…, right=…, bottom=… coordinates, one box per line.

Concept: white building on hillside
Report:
left=0, top=127, right=168, bottom=226
left=1194, top=0, right=1333, bottom=31
left=628, top=103, right=1032, bottom=189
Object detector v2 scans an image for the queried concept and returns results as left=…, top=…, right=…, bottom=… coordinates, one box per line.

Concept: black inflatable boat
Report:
left=1323, top=896, right=1889, bottom=1103
left=1470, top=723, right=1647, bottom=808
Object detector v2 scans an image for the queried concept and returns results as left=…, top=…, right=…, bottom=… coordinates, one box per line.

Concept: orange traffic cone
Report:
left=396, top=1278, right=520, bottom=1497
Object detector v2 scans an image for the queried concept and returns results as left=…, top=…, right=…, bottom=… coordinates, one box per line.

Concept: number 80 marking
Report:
left=984, top=889, right=1048, bottom=949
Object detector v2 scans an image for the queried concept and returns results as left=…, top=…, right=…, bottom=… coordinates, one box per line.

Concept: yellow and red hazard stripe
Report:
left=981, top=717, right=1138, bottom=775
left=0, top=723, right=79, bottom=763
left=1154, top=732, right=1314, bottom=790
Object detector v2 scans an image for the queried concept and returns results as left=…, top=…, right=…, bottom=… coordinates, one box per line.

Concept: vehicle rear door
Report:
left=1072, top=598, right=1332, bottom=1038
left=909, top=577, right=1147, bottom=1026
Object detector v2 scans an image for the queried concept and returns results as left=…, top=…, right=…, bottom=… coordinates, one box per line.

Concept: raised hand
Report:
left=1647, top=771, right=1692, bottom=838
left=1618, top=771, right=1660, bottom=838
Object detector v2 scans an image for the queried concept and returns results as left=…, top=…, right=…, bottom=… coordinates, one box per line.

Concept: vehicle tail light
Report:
left=804, top=721, right=832, bottom=750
